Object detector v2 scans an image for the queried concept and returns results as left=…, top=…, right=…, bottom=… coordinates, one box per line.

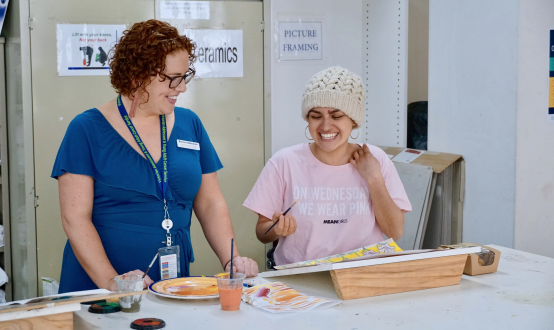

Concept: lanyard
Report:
left=117, top=95, right=173, bottom=246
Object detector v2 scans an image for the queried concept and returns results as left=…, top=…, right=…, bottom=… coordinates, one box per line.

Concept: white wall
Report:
left=363, top=0, right=409, bottom=147
left=428, top=0, right=519, bottom=248
left=407, top=0, right=428, bottom=104
left=515, top=0, right=554, bottom=258
left=269, top=0, right=362, bottom=154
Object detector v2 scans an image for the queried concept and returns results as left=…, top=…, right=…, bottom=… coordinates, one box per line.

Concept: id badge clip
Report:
left=160, top=219, right=181, bottom=280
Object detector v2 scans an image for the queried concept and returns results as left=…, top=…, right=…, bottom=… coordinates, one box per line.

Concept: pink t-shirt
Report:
left=243, top=143, right=412, bottom=266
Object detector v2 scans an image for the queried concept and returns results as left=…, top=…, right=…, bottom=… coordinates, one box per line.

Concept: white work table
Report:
left=74, top=245, right=554, bottom=329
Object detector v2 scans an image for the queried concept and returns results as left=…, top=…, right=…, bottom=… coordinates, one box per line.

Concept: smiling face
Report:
left=141, top=49, right=190, bottom=116
left=307, top=107, right=356, bottom=153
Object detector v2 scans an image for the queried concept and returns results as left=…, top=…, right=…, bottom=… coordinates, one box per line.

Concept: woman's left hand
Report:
left=225, top=256, right=259, bottom=278
left=350, top=144, right=383, bottom=184
left=120, top=269, right=154, bottom=290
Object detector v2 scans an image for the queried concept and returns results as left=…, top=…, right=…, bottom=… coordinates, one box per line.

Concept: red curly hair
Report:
left=109, top=19, right=196, bottom=111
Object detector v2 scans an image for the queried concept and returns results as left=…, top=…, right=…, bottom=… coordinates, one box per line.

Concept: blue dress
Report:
left=51, top=107, right=222, bottom=293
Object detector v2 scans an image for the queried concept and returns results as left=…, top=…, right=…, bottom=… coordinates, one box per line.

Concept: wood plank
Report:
left=330, top=254, right=467, bottom=300
left=380, top=146, right=462, bottom=174
left=0, top=311, right=73, bottom=330
left=0, top=290, right=147, bottom=314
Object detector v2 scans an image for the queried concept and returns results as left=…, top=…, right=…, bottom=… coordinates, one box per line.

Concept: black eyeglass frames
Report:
left=162, top=69, right=196, bottom=89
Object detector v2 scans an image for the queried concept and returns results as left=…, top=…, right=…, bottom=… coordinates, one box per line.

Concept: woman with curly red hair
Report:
left=52, top=19, right=258, bottom=293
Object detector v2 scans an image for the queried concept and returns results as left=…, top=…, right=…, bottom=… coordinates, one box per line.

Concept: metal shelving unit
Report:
left=0, top=37, right=13, bottom=302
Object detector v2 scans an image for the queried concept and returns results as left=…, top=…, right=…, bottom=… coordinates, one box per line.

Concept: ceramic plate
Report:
left=148, top=277, right=219, bottom=300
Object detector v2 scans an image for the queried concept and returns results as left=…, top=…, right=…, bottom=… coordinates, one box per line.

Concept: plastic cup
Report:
left=114, top=275, right=144, bottom=313
left=216, top=273, right=245, bottom=311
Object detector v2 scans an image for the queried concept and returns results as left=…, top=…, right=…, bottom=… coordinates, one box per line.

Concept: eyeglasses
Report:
left=161, top=68, right=196, bottom=89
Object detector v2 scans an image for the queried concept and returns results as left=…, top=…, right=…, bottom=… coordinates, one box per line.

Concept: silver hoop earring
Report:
left=350, top=129, right=360, bottom=140
left=305, top=126, right=314, bottom=141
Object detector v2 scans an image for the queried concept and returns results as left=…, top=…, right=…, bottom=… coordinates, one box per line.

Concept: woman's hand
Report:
left=225, top=256, right=259, bottom=278
left=106, top=269, right=154, bottom=291
left=350, top=144, right=383, bottom=184
left=271, top=211, right=297, bottom=237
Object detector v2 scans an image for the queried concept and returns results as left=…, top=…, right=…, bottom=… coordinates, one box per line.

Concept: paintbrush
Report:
left=230, top=238, right=234, bottom=279
left=143, top=251, right=160, bottom=279
left=264, top=199, right=299, bottom=235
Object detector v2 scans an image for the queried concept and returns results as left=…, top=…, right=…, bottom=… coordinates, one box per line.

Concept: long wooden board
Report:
left=0, top=290, right=148, bottom=314
left=380, top=146, right=462, bottom=174
left=330, top=254, right=467, bottom=300
left=260, top=247, right=480, bottom=278
left=0, top=312, right=73, bottom=330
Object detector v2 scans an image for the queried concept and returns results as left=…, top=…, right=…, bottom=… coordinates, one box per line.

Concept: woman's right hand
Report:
left=271, top=211, right=297, bottom=237
left=106, top=269, right=154, bottom=291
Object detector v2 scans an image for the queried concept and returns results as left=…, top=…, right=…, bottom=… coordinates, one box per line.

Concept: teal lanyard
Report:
left=117, top=95, right=172, bottom=246
left=117, top=95, right=168, bottom=200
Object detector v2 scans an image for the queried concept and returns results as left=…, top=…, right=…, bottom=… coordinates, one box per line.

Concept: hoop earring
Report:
left=350, top=129, right=359, bottom=140
left=305, top=126, right=314, bottom=141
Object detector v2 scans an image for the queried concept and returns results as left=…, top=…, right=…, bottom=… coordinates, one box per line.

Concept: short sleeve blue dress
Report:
left=51, top=107, right=222, bottom=293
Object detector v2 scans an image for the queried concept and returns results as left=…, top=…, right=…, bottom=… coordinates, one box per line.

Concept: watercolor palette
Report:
left=149, top=277, right=219, bottom=300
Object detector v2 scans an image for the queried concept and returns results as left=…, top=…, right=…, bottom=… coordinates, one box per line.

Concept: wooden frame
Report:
left=330, top=254, right=467, bottom=300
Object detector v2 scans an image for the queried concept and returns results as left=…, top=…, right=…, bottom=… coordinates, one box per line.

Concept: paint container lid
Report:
left=87, top=302, right=122, bottom=314
left=131, top=318, right=166, bottom=329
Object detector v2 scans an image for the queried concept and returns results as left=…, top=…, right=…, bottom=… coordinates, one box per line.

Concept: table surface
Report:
left=74, top=245, right=554, bottom=330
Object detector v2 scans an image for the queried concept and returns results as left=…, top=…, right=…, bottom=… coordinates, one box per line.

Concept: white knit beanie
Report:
left=302, top=66, right=366, bottom=127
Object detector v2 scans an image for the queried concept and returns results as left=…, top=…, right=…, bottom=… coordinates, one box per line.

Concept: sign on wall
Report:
left=56, top=24, right=125, bottom=76
left=160, top=1, right=210, bottom=20
left=183, top=29, right=243, bottom=78
left=548, top=30, right=554, bottom=123
left=0, top=0, right=9, bottom=35
left=277, top=21, right=322, bottom=61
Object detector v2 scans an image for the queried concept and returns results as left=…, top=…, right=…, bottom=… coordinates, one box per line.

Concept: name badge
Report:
left=177, top=139, right=200, bottom=150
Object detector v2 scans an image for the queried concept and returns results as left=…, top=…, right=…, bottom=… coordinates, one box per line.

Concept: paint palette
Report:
left=149, top=277, right=219, bottom=300
left=88, top=302, right=122, bottom=314
left=131, top=318, right=166, bottom=329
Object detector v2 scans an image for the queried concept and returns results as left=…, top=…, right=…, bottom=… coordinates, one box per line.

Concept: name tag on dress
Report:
left=177, top=139, right=200, bottom=150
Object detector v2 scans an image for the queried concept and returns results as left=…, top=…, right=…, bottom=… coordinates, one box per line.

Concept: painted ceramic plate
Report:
left=148, top=277, right=219, bottom=300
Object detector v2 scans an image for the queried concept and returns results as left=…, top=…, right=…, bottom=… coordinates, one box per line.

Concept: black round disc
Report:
left=88, top=302, right=121, bottom=314
left=131, top=318, right=166, bottom=329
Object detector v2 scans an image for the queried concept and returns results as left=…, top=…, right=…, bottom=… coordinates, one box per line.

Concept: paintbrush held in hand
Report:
left=143, top=251, right=160, bottom=279
left=264, top=200, right=299, bottom=235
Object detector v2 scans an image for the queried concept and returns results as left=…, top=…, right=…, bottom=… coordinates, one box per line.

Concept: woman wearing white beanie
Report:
left=244, top=66, right=412, bottom=266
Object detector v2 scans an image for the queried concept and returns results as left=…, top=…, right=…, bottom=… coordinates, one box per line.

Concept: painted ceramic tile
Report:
left=274, top=238, right=403, bottom=270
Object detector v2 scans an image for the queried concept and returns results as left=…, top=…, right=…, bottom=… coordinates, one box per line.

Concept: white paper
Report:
left=183, top=29, right=243, bottom=78
left=177, top=139, right=200, bottom=150
left=242, top=282, right=341, bottom=314
left=392, top=149, right=424, bottom=163
left=0, top=289, right=111, bottom=307
left=278, top=21, right=322, bottom=61
left=161, top=1, right=210, bottom=20
left=56, top=24, right=126, bottom=76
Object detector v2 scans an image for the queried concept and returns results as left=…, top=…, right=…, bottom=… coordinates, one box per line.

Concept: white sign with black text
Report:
left=278, top=21, right=322, bottom=61
left=183, top=29, right=243, bottom=78
left=56, top=24, right=126, bottom=76
left=160, top=1, right=210, bottom=20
